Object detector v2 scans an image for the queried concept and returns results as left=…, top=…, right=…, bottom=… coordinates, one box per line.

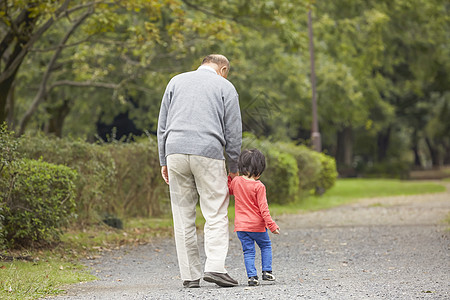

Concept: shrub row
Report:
left=17, top=133, right=169, bottom=223
left=1, top=124, right=338, bottom=248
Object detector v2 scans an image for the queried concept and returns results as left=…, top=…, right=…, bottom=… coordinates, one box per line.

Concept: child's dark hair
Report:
left=238, top=149, right=266, bottom=178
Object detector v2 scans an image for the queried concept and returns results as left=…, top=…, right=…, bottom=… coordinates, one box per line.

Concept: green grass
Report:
left=269, top=178, right=446, bottom=215
left=0, top=258, right=96, bottom=300
left=0, top=219, right=175, bottom=300
left=60, top=218, right=174, bottom=256
left=196, top=178, right=446, bottom=221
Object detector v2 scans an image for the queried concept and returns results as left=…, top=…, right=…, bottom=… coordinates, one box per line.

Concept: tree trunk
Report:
left=0, top=53, right=24, bottom=124
left=0, top=8, right=37, bottom=123
left=44, top=98, right=71, bottom=137
left=377, top=126, right=391, bottom=162
left=411, top=130, right=421, bottom=167
left=425, top=136, right=440, bottom=167
left=336, top=126, right=353, bottom=167
left=443, top=142, right=450, bottom=165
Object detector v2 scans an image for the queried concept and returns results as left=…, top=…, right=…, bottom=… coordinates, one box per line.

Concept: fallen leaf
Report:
left=59, top=265, right=64, bottom=270
left=0, top=265, right=6, bottom=269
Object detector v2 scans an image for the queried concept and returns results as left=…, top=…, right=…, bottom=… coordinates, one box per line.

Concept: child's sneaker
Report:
left=248, top=276, right=259, bottom=286
left=262, top=271, right=275, bottom=281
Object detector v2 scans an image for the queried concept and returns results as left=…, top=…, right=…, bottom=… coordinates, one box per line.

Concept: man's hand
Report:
left=161, top=166, right=169, bottom=185
left=229, top=172, right=239, bottom=179
left=272, top=228, right=280, bottom=234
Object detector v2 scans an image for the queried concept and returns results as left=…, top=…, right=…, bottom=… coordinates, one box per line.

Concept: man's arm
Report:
left=157, top=84, right=172, bottom=181
left=223, top=92, right=242, bottom=173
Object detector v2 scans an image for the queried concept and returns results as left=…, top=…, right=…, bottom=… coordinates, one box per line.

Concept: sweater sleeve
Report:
left=255, top=183, right=278, bottom=232
left=223, top=92, right=242, bottom=173
left=157, top=83, right=172, bottom=166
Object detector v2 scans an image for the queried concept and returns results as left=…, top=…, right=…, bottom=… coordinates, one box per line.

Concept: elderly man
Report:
left=157, top=54, right=242, bottom=288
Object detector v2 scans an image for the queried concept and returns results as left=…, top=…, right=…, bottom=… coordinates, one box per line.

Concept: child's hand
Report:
left=272, top=228, right=280, bottom=234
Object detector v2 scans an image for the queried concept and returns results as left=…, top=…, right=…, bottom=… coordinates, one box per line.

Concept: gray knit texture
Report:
left=158, top=67, right=242, bottom=172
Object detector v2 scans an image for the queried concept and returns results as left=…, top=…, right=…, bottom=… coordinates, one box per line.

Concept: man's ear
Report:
left=220, top=66, right=229, bottom=78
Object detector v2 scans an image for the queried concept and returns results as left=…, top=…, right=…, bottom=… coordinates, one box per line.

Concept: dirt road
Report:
left=51, top=183, right=450, bottom=299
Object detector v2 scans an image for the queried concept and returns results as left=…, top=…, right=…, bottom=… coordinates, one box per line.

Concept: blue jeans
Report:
left=237, top=230, right=273, bottom=277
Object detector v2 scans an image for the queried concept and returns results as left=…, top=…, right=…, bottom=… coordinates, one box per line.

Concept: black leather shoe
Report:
left=203, top=272, right=238, bottom=287
left=183, top=279, right=200, bottom=288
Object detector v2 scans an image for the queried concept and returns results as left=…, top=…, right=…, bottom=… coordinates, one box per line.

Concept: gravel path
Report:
left=50, top=183, right=450, bottom=299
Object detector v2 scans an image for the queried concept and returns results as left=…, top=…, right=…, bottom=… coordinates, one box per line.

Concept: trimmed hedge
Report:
left=17, top=134, right=116, bottom=223
left=0, top=124, right=20, bottom=248
left=3, top=124, right=337, bottom=234
left=2, top=158, right=77, bottom=247
left=102, top=137, right=169, bottom=218
left=18, top=133, right=169, bottom=223
left=243, top=133, right=338, bottom=203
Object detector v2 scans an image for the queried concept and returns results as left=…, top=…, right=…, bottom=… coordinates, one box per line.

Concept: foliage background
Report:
left=1, top=0, right=448, bottom=176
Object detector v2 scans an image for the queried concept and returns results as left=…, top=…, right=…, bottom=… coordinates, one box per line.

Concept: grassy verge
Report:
left=1, top=178, right=446, bottom=299
left=198, top=178, right=446, bottom=223
left=269, top=178, right=446, bottom=215
left=0, top=219, right=174, bottom=300
left=0, top=258, right=96, bottom=300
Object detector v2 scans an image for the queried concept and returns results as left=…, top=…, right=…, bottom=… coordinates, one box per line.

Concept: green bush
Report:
left=17, top=134, right=116, bottom=223
left=0, top=123, right=19, bottom=176
left=242, top=134, right=297, bottom=204
left=242, top=133, right=338, bottom=203
left=264, top=147, right=300, bottom=204
left=18, top=133, right=169, bottom=223
left=276, top=142, right=322, bottom=192
left=2, top=158, right=77, bottom=247
left=315, top=152, right=338, bottom=194
left=102, top=136, right=169, bottom=218
left=0, top=204, right=4, bottom=249
left=0, top=123, right=20, bottom=249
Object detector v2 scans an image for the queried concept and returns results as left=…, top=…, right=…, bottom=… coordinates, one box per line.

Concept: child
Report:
left=228, top=149, right=280, bottom=286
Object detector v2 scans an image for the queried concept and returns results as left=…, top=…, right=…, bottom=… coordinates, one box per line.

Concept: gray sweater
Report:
left=157, top=66, right=242, bottom=172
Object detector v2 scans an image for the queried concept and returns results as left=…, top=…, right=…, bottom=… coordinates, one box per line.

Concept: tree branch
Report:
left=181, top=0, right=230, bottom=20
left=31, top=35, right=95, bottom=52
left=50, top=80, right=120, bottom=90
left=18, top=5, right=93, bottom=135
left=0, top=0, right=71, bottom=84
left=0, top=8, right=27, bottom=57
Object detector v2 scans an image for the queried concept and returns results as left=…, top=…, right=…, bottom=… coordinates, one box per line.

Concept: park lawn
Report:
left=269, top=178, right=446, bottom=215
left=1, top=178, right=445, bottom=299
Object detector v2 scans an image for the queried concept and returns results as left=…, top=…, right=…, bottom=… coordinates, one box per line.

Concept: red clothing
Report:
left=228, top=176, right=278, bottom=233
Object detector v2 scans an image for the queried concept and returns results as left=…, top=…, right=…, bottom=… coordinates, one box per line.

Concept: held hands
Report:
left=161, top=166, right=169, bottom=185
left=229, top=172, right=239, bottom=179
left=272, top=228, right=280, bottom=234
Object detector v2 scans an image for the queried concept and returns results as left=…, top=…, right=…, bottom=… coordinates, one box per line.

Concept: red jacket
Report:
left=228, top=176, right=278, bottom=233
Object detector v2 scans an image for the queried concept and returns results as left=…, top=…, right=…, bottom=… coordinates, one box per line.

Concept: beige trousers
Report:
left=167, top=154, right=230, bottom=281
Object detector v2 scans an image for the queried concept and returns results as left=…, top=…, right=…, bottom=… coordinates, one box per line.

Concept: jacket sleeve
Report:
left=157, top=83, right=172, bottom=166
left=223, top=90, right=242, bottom=173
left=255, top=183, right=279, bottom=232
